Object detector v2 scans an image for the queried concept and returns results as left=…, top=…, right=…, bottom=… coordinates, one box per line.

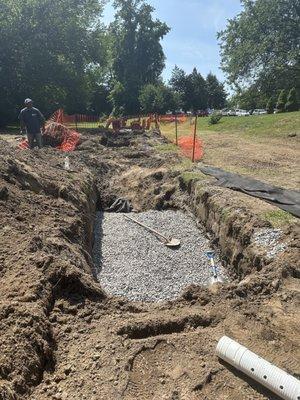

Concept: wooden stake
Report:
left=175, top=114, right=178, bottom=145
left=192, top=115, right=198, bottom=162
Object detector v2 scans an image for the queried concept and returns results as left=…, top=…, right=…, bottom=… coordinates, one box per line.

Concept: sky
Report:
left=103, top=0, right=243, bottom=85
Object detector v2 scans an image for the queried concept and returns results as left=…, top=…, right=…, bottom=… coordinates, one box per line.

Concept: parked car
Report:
left=235, top=109, right=250, bottom=116
left=252, top=109, right=267, bottom=115
left=221, top=108, right=229, bottom=116
left=197, top=110, right=209, bottom=117
left=227, top=109, right=237, bottom=116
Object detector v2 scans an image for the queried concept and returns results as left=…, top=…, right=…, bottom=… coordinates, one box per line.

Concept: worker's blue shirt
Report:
left=19, top=107, right=45, bottom=134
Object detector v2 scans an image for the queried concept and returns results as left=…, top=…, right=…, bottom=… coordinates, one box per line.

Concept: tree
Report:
left=108, top=81, right=126, bottom=116
left=285, top=88, right=299, bottom=112
left=266, top=97, right=274, bottom=114
left=169, top=66, right=208, bottom=111
left=139, top=84, right=178, bottom=114
left=109, top=0, right=169, bottom=114
left=188, top=68, right=208, bottom=111
left=169, top=66, right=187, bottom=95
left=88, top=84, right=112, bottom=116
left=206, top=73, right=227, bottom=109
left=169, top=66, right=189, bottom=110
left=0, top=0, right=107, bottom=125
left=276, top=89, right=287, bottom=113
left=218, top=0, right=300, bottom=98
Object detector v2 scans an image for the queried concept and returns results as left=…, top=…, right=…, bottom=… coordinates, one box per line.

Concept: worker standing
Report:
left=19, top=98, right=45, bottom=149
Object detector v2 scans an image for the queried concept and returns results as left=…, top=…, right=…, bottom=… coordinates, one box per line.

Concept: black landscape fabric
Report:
left=199, top=166, right=300, bottom=218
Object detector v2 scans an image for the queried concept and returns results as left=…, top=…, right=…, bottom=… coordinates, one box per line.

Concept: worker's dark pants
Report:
left=27, top=131, right=43, bottom=149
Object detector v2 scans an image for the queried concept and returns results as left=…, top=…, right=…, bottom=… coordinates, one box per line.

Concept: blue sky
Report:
left=103, top=0, right=242, bottom=85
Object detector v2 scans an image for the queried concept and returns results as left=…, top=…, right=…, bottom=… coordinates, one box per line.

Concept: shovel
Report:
left=124, top=215, right=181, bottom=248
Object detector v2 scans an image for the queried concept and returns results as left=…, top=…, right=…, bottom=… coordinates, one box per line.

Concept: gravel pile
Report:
left=253, top=228, right=287, bottom=258
left=93, top=210, right=228, bottom=302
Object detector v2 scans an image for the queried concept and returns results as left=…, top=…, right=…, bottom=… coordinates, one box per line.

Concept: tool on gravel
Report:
left=206, top=251, right=223, bottom=284
left=124, top=215, right=181, bottom=248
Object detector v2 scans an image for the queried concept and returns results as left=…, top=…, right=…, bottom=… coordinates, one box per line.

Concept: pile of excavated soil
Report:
left=0, top=130, right=299, bottom=400
left=93, top=210, right=228, bottom=302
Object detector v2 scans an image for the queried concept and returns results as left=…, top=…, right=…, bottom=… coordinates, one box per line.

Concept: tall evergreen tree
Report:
left=169, top=66, right=209, bottom=111
left=206, top=73, right=226, bottom=109
left=188, top=68, right=208, bottom=111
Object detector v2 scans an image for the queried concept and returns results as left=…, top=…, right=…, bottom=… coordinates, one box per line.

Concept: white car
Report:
left=252, top=109, right=267, bottom=115
left=227, top=109, right=237, bottom=116
left=235, top=109, right=250, bottom=116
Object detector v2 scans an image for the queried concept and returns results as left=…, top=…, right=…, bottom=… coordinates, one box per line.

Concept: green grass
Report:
left=197, top=111, right=300, bottom=137
left=261, top=210, right=296, bottom=228
left=179, top=171, right=206, bottom=186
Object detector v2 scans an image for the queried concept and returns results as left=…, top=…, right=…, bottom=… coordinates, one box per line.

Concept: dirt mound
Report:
left=0, top=130, right=299, bottom=400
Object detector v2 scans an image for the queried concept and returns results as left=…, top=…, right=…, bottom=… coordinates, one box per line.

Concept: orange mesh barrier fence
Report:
left=158, top=114, right=187, bottom=124
left=158, top=114, right=204, bottom=162
left=49, top=108, right=99, bottom=127
left=19, top=109, right=81, bottom=152
left=178, top=136, right=203, bottom=161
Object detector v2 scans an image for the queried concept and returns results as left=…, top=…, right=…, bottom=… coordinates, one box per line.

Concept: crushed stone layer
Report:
left=93, top=210, right=229, bottom=302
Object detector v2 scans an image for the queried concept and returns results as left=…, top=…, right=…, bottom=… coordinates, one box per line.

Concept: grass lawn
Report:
left=197, top=111, right=300, bottom=137
left=159, top=111, right=300, bottom=190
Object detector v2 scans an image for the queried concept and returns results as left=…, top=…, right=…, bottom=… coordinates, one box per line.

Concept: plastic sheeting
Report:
left=199, top=166, right=300, bottom=218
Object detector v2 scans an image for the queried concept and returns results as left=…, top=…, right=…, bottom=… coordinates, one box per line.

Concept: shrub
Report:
left=285, top=88, right=299, bottom=112
left=276, top=89, right=287, bottom=113
left=266, top=97, right=274, bottom=114
left=209, top=113, right=222, bottom=125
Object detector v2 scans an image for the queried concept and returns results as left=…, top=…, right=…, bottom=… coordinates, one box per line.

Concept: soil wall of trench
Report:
left=0, top=140, right=105, bottom=399
left=0, top=132, right=299, bottom=399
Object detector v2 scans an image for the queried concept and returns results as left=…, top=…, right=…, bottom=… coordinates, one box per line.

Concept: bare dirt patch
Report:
left=0, top=130, right=299, bottom=400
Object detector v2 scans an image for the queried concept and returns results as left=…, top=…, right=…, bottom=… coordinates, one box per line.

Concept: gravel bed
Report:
left=93, top=210, right=228, bottom=302
left=253, top=228, right=287, bottom=258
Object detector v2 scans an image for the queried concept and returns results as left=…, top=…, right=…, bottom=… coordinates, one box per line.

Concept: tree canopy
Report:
left=109, top=0, right=169, bottom=114
left=0, top=0, right=231, bottom=125
left=218, top=0, right=300, bottom=99
left=0, top=0, right=108, bottom=125
left=169, top=67, right=226, bottom=111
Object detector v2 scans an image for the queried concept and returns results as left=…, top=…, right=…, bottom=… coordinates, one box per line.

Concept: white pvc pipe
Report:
left=216, top=336, right=300, bottom=400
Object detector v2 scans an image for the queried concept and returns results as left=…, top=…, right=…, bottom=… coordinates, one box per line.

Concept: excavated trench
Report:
left=92, top=209, right=229, bottom=302
left=0, top=131, right=297, bottom=400
left=85, top=130, right=288, bottom=302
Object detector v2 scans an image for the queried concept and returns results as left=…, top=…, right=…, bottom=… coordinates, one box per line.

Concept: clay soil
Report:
left=0, top=130, right=299, bottom=400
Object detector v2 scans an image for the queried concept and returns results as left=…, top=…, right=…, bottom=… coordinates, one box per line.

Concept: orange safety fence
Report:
left=178, top=136, right=203, bottom=161
left=19, top=109, right=81, bottom=152
left=158, top=114, right=204, bottom=162
left=158, top=114, right=188, bottom=124
left=48, top=108, right=100, bottom=126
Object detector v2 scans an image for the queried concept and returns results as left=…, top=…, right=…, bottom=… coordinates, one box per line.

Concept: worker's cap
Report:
left=24, top=98, right=33, bottom=104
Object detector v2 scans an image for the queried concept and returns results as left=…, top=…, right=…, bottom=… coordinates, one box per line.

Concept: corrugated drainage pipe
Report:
left=216, top=336, right=300, bottom=400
